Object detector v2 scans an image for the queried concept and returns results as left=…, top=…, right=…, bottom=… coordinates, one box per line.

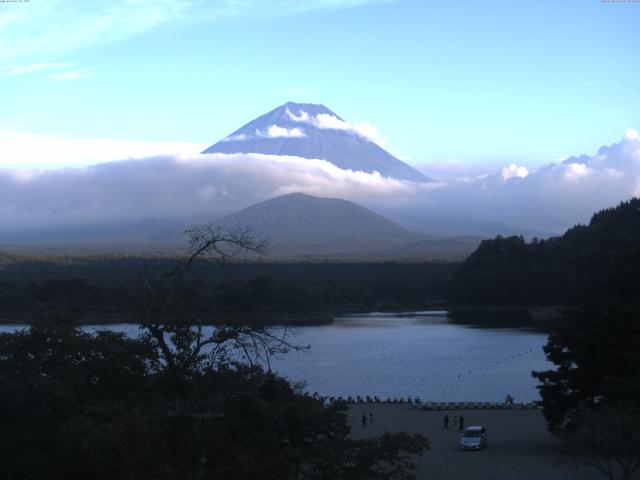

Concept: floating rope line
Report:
left=455, top=347, right=538, bottom=378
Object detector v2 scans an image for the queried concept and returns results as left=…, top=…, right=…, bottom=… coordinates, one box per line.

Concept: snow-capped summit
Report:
left=201, top=102, right=431, bottom=182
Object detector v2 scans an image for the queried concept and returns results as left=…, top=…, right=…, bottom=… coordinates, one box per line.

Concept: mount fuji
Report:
left=202, top=102, right=431, bottom=183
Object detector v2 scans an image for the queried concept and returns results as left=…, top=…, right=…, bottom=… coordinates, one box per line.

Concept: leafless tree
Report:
left=116, top=224, right=303, bottom=375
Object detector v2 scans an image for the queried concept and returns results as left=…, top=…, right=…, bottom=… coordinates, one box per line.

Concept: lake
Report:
left=0, top=310, right=552, bottom=402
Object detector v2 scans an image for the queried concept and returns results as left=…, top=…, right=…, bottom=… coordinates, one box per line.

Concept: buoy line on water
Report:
left=455, top=347, right=539, bottom=379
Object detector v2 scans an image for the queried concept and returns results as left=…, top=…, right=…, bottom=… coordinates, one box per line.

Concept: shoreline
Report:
left=0, top=305, right=565, bottom=327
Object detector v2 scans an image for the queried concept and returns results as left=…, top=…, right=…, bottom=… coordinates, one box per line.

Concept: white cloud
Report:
left=48, top=70, right=89, bottom=81
left=287, top=109, right=310, bottom=123
left=5, top=62, right=74, bottom=76
left=0, top=129, right=638, bottom=236
left=0, top=0, right=395, bottom=60
left=222, top=125, right=306, bottom=142
left=625, top=128, right=639, bottom=141
left=287, top=108, right=387, bottom=145
left=222, top=134, right=249, bottom=142
left=0, top=152, right=424, bottom=232
left=422, top=133, right=640, bottom=232
left=500, top=163, right=529, bottom=181
left=0, top=129, right=206, bottom=168
left=257, top=125, right=306, bottom=138
left=563, top=162, right=591, bottom=183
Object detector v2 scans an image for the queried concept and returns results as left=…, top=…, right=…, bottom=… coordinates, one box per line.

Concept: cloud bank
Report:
left=0, top=130, right=638, bottom=236
left=0, top=152, right=425, bottom=233
left=422, top=130, right=640, bottom=232
left=0, top=129, right=206, bottom=168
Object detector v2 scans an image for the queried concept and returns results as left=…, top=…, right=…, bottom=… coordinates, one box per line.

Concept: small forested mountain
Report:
left=449, top=198, right=640, bottom=305
left=216, top=192, right=422, bottom=255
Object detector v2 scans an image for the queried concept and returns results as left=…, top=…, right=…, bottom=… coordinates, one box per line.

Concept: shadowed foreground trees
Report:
left=533, top=304, right=640, bottom=480
left=0, top=225, right=427, bottom=480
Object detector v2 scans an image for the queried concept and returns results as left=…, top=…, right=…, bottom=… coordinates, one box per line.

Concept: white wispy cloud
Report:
left=5, top=62, right=74, bottom=76
left=223, top=134, right=249, bottom=142
left=287, top=108, right=387, bottom=145
left=0, top=0, right=395, bottom=60
left=222, top=125, right=306, bottom=142
left=258, top=125, right=306, bottom=138
left=222, top=125, right=307, bottom=142
left=48, top=69, right=89, bottom=81
left=0, top=129, right=206, bottom=168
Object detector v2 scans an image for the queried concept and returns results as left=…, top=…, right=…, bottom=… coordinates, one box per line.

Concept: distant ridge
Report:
left=202, top=102, right=431, bottom=183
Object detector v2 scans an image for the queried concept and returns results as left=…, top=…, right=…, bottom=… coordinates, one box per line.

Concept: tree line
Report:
left=0, top=258, right=454, bottom=324
left=449, top=198, right=640, bottom=306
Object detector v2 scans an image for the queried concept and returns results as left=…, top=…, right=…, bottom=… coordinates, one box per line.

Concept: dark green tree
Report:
left=532, top=304, right=640, bottom=430
left=533, top=303, right=640, bottom=480
left=449, top=197, right=640, bottom=306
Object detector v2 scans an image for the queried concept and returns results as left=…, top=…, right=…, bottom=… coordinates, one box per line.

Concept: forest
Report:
left=0, top=255, right=455, bottom=325
left=2, top=199, right=640, bottom=327
left=449, top=198, right=640, bottom=306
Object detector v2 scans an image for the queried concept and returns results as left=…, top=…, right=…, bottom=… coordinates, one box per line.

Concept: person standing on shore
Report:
left=452, top=415, right=458, bottom=428
left=459, top=415, right=464, bottom=431
left=443, top=414, right=449, bottom=429
left=362, top=413, right=368, bottom=429
left=369, top=412, right=374, bottom=427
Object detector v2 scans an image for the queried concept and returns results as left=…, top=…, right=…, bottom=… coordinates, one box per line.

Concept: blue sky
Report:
left=1, top=0, right=639, bottom=168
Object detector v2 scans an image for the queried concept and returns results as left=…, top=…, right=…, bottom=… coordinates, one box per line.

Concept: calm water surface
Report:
left=270, top=311, right=552, bottom=402
left=0, top=311, right=552, bottom=402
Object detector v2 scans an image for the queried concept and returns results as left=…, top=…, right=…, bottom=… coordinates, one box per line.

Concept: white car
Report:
left=459, top=426, right=487, bottom=450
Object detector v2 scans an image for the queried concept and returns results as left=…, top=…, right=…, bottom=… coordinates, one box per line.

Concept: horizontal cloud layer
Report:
left=0, top=129, right=206, bottom=168
left=0, top=152, right=430, bottom=233
left=0, top=130, right=638, bottom=236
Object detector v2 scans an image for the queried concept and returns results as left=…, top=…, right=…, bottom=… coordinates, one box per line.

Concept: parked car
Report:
left=459, top=426, right=487, bottom=450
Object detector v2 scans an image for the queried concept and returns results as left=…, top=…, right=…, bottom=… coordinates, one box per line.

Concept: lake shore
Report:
left=348, top=404, right=600, bottom=480
left=0, top=310, right=335, bottom=326
left=0, top=305, right=565, bottom=328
